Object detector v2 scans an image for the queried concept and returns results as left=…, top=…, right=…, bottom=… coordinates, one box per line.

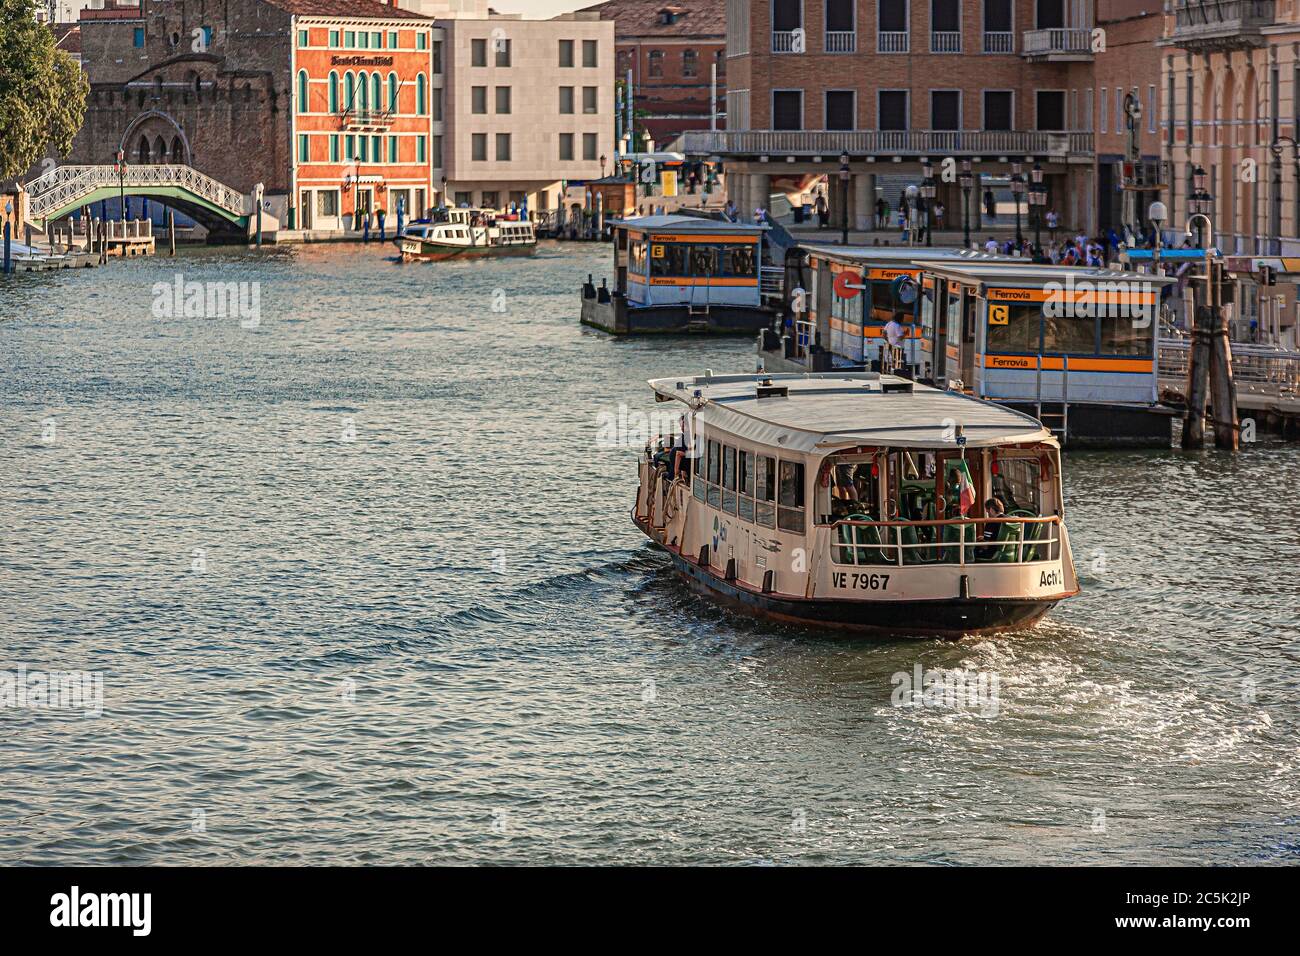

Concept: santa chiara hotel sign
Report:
left=330, top=55, right=394, bottom=66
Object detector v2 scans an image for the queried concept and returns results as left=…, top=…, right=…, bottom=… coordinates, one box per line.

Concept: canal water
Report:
left=2, top=242, right=1297, bottom=865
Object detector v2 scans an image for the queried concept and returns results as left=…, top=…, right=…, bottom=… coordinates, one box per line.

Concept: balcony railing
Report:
left=1171, top=0, right=1274, bottom=49
left=983, top=31, right=1014, bottom=53
left=772, top=30, right=801, bottom=53
left=340, top=107, right=394, bottom=131
left=931, top=31, right=962, bottom=53
left=878, top=31, right=909, bottom=53
left=1022, top=27, right=1093, bottom=59
left=825, top=30, right=856, bottom=53
left=679, top=129, right=1094, bottom=157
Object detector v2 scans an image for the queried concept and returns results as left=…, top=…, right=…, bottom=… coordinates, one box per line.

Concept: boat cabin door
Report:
left=960, top=290, right=979, bottom=387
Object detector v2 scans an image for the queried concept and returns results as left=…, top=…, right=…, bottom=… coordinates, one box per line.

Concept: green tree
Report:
left=0, top=0, right=89, bottom=181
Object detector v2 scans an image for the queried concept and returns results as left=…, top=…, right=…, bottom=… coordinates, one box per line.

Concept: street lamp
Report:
left=1010, top=161, right=1025, bottom=247
left=920, top=162, right=936, bottom=247
left=1270, top=136, right=1299, bottom=254
left=600, top=153, right=607, bottom=177
left=1188, top=164, right=1212, bottom=248
left=1029, top=162, right=1045, bottom=249
left=839, top=151, right=850, bottom=246
left=959, top=159, right=973, bottom=249
left=904, top=183, right=919, bottom=246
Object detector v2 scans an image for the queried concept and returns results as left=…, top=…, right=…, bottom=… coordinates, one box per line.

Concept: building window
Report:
left=471, top=38, right=486, bottom=67
left=472, top=86, right=487, bottom=114
left=931, top=0, right=961, bottom=52
left=582, top=132, right=597, bottom=160
left=772, top=89, right=803, bottom=130
left=371, top=73, right=381, bottom=113
left=559, top=86, right=574, bottom=113
left=984, top=0, right=1012, bottom=50
left=559, top=132, right=574, bottom=160
left=648, top=50, right=663, bottom=78
left=496, top=133, right=512, bottom=161
left=358, top=71, right=369, bottom=109
left=389, top=31, right=398, bottom=49
left=389, top=136, right=397, bottom=163
left=432, top=135, right=442, bottom=167
left=582, top=86, right=597, bottom=113
left=1036, top=0, right=1065, bottom=28
left=682, top=49, right=698, bottom=77
left=1148, top=84, right=1156, bottom=134
left=432, top=41, right=442, bottom=73
left=878, top=0, right=908, bottom=50
left=298, top=134, right=309, bottom=163
left=345, top=135, right=355, bottom=160
left=371, top=32, right=381, bottom=49
left=417, top=74, right=427, bottom=115
left=297, top=70, right=308, bottom=112
left=298, top=29, right=309, bottom=47
left=1099, top=87, right=1107, bottom=133
left=582, top=39, right=597, bottom=67
left=417, top=135, right=427, bottom=163
left=318, top=190, right=338, bottom=217
left=1167, top=72, right=1175, bottom=146
left=1037, top=90, right=1065, bottom=131
left=878, top=89, right=908, bottom=130
left=825, top=90, right=855, bottom=130
left=329, top=72, right=338, bottom=113
left=359, top=136, right=368, bottom=162
left=931, top=90, right=960, bottom=130
left=133, top=27, right=143, bottom=47
left=431, top=86, right=442, bottom=121
left=359, top=32, right=368, bottom=50
left=559, top=39, right=574, bottom=67
left=344, top=72, right=355, bottom=109
left=329, top=30, right=339, bottom=48
left=496, top=86, right=511, bottom=114
left=388, top=73, right=398, bottom=113
left=496, top=39, right=512, bottom=67
left=418, top=32, right=427, bottom=51
left=330, top=134, right=339, bottom=162
left=983, top=90, right=1012, bottom=130
left=472, top=133, right=487, bottom=161
left=345, top=30, right=356, bottom=47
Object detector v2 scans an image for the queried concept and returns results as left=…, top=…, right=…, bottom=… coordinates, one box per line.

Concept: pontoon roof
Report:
left=923, top=261, right=1175, bottom=288
left=610, top=215, right=764, bottom=234
left=649, top=372, right=1053, bottom=453
left=798, top=245, right=1014, bottom=264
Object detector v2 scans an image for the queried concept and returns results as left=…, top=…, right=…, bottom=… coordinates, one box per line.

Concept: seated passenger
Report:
left=978, top=498, right=1005, bottom=559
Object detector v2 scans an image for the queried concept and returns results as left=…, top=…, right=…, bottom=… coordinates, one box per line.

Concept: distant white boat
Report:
left=394, top=208, right=536, bottom=262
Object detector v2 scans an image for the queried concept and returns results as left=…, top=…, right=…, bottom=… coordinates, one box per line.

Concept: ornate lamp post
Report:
left=918, top=156, right=935, bottom=247
left=1010, top=161, right=1025, bottom=247
left=1188, top=164, right=1212, bottom=248
left=599, top=153, right=607, bottom=178
left=839, top=151, right=850, bottom=246
left=959, top=159, right=973, bottom=249
left=1269, top=136, right=1299, bottom=254
left=1029, top=162, right=1045, bottom=249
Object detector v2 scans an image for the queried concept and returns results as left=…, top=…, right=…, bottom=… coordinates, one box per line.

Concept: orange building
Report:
left=292, top=7, right=442, bottom=232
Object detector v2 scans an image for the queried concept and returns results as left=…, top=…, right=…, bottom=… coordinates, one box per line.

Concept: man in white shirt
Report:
left=984, top=237, right=999, bottom=254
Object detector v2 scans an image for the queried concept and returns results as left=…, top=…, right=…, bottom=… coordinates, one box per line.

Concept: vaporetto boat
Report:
left=633, top=372, right=1079, bottom=635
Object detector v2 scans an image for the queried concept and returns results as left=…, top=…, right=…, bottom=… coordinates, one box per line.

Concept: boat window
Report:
left=706, top=439, right=721, bottom=508
left=992, top=455, right=1040, bottom=515
left=723, top=245, right=756, bottom=278
left=829, top=459, right=878, bottom=521
left=986, top=300, right=1040, bottom=353
left=920, top=284, right=936, bottom=340
left=738, top=450, right=756, bottom=522
left=690, top=246, right=718, bottom=276
left=1099, top=312, right=1152, bottom=355
left=629, top=239, right=646, bottom=273
left=832, top=275, right=864, bottom=325
left=946, top=290, right=962, bottom=349
left=755, top=454, right=776, bottom=528
left=722, top=445, right=737, bottom=513
left=777, top=460, right=805, bottom=534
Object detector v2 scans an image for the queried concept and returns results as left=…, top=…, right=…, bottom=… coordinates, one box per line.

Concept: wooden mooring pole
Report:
left=1208, top=260, right=1239, bottom=450
left=168, top=209, right=176, bottom=256
left=1182, top=254, right=1211, bottom=449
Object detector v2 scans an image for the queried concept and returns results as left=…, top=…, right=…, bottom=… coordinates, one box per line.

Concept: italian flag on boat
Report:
left=953, top=458, right=976, bottom=516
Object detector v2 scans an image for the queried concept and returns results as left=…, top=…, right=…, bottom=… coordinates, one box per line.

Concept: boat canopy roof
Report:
left=610, top=215, right=764, bottom=236
left=922, top=261, right=1175, bottom=290
left=649, top=372, right=1054, bottom=453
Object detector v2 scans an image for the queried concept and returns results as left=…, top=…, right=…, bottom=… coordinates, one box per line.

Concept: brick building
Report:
left=683, top=0, right=1168, bottom=238
left=579, top=0, right=726, bottom=145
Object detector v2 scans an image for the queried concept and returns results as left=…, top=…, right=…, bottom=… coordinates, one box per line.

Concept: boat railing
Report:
left=830, top=515, right=1062, bottom=566
left=793, top=319, right=815, bottom=359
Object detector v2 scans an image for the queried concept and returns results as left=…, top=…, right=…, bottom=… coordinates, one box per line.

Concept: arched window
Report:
left=155, top=135, right=167, bottom=162
left=345, top=71, right=355, bottom=110
left=297, top=70, right=308, bottom=111
left=388, top=72, right=398, bottom=113
left=416, top=73, right=426, bottom=115
left=137, top=137, right=150, bottom=163
left=370, top=73, right=381, bottom=113
left=171, top=135, right=184, bottom=164
left=359, top=71, right=369, bottom=110
left=329, top=71, right=339, bottom=113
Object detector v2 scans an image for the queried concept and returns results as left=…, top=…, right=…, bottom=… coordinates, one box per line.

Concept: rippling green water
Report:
left=1, top=242, right=1297, bottom=865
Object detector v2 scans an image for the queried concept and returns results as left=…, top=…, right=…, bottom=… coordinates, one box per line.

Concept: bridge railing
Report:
left=1158, top=337, right=1300, bottom=398
left=27, top=164, right=249, bottom=221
